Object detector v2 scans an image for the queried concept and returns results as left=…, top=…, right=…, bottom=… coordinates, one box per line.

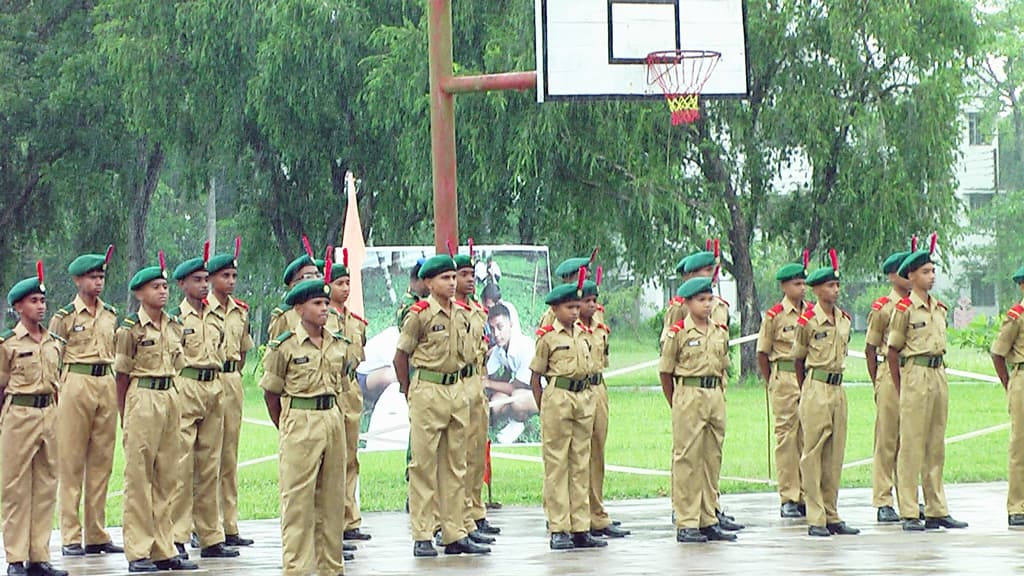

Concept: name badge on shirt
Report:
left=16, top=351, right=34, bottom=358
left=910, top=321, right=927, bottom=329
left=139, top=340, right=155, bottom=347
left=431, top=324, right=446, bottom=333
left=553, top=345, right=570, bottom=352
left=687, top=339, right=701, bottom=347
left=183, top=328, right=196, bottom=336
left=72, top=325, right=86, bottom=333
left=782, top=326, right=795, bottom=332
left=293, top=357, right=310, bottom=365
left=814, top=332, right=829, bottom=340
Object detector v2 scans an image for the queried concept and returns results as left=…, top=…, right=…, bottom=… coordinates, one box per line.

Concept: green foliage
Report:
left=949, top=313, right=1000, bottom=355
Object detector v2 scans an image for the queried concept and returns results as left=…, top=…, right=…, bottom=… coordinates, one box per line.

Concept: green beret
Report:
left=7, top=277, right=44, bottom=307
left=68, top=254, right=107, bottom=277
left=284, top=279, right=331, bottom=306
left=882, top=251, right=911, bottom=275
left=581, top=280, right=599, bottom=298
left=454, top=254, right=473, bottom=270
left=554, top=257, right=590, bottom=279
left=418, top=254, right=457, bottom=279
left=173, top=257, right=206, bottom=281
left=674, top=255, right=691, bottom=275
left=207, top=254, right=237, bottom=275
left=897, top=250, right=932, bottom=279
left=544, top=282, right=582, bottom=305
left=1012, top=265, right=1024, bottom=284
left=776, top=263, right=806, bottom=282
left=683, top=251, right=716, bottom=273
left=129, top=266, right=168, bottom=291
left=282, top=255, right=316, bottom=286
left=332, top=264, right=350, bottom=278
left=677, top=277, right=713, bottom=299
left=806, top=266, right=840, bottom=286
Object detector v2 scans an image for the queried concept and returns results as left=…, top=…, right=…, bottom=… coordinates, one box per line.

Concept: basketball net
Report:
left=646, top=50, right=721, bottom=125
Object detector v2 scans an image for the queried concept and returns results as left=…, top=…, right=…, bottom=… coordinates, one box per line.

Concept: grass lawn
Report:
left=93, top=328, right=1010, bottom=525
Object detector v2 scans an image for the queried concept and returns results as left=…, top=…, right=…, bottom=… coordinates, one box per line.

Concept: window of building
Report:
left=968, top=192, right=993, bottom=211
left=968, top=112, right=987, bottom=146
left=970, top=275, right=996, bottom=307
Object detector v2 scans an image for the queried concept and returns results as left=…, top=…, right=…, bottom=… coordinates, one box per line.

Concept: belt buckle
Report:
left=828, top=373, right=842, bottom=385
left=701, top=377, right=716, bottom=388
left=91, top=365, right=105, bottom=377
left=929, top=356, right=942, bottom=368
left=33, top=396, right=46, bottom=408
left=315, top=396, right=331, bottom=410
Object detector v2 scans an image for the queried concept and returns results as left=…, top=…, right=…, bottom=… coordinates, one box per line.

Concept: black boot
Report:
left=467, top=530, right=495, bottom=544
left=925, top=515, right=968, bottom=529
left=127, top=559, right=159, bottom=573
left=6, top=564, right=27, bottom=576
left=549, top=532, right=574, bottom=550
left=224, top=534, right=254, bottom=547
left=60, top=545, right=85, bottom=557
left=827, top=522, right=860, bottom=535
left=475, top=518, right=501, bottom=535
left=571, top=532, right=608, bottom=548
left=413, top=541, right=437, bottom=557
left=26, top=563, right=68, bottom=576
left=701, top=524, right=737, bottom=541
left=84, top=541, right=124, bottom=554
left=676, top=528, right=708, bottom=543
left=443, top=537, right=491, bottom=555
left=876, top=506, right=899, bottom=523
left=153, top=557, right=199, bottom=571
left=591, top=524, right=630, bottom=538
left=200, top=543, right=240, bottom=558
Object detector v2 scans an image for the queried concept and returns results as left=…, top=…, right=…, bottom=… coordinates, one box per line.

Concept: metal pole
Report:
left=442, top=71, right=537, bottom=94
left=428, top=0, right=458, bottom=253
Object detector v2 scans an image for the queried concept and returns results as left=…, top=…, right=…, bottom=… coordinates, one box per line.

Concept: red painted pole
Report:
left=428, top=0, right=457, bottom=253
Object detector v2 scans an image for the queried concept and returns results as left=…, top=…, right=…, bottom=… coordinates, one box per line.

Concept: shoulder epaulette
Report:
left=167, top=306, right=181, bottom=318
left=351, top=312, right=368, bottom=325
left=766, top=303, right=784, bottom=318
left=1007, top=304, right=1024, bottom=320
left=455, top=300, right=472, bottom=311
left=895, top=297, right=912, bottom=312
left=669, top=319, right=685, bottom=333
left=577, top=322, right=593, bottom=334
left=270, top=305, right=287, bottom=320
left=329, top=307, right=343, bottom=317
left=411, top=300, right=430, bottom=313
left=269, top=330, right=293, bottom=349
left=331, top=330, right=351, bottom=343
left=55, top=303, right=75, bottom=317
left=597, top=322, right=611, bottom=334
left=232, top=297, right=249, bottom=310
left=596, top=303, right=605, bottom=312
left=716, top=323, right=729, bottom=331
left=936, top=299, right=948, bottom=310
left=0, top=328, right=14, bottom=342
left=120, top=313, right=139, bottom=328
left=841, top=309, right=852, bottom=321
left=871, top=296, right=891, bottom=311
left=716, top=296, right=731, bottom=307
left=670, top=296, right=684, bottom=306
left=169, top=314, right=183, bottom=324
left=103, top=302, right=117, bottom=314
left=49, top=331, right=67, bottom=345
left=797, top=307, right=815, bottom=326
left=536, top=325, right=555, bottom=338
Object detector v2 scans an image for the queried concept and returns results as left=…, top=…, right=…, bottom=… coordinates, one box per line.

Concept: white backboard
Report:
left=536, top=0, right=749, bottom=102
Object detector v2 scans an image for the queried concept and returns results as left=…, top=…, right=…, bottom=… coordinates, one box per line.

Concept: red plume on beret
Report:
left=36, top=260, right=45, bottom=291
left=342, top=247, right=349, bottom=268
left=577, top=266, right=587, bottom=296
left=445, top=239, right=455, bottom=258
left=468, top=238, right=475, bottom=259
left=158, top=250, right=166, bottom=273
left=302, top=235, right=315, bottom=259
left=713, top=238, right=720, bottom=260
left=929, top=232, right=937, bottom=255
left=104, top=244, right=115, bottom=266
left=829, top=248, right=839, bottom=278
left=802, top=249, right=809, bottom=273
left=234, top=236, right=241, bottom=259
left=911, top=235, right=918, bottom=252
left=324, top=246, right=333, bottom=283
left=705, top=238, right=712, bottom=251
left=596, top=265, right=603, bottom=287
left=203, top=241, right=210, bottom=265
left=588, top=246, right=599, bottom=267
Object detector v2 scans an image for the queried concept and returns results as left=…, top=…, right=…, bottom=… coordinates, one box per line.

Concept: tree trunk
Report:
left=206, top=174, right=217, bottom=252
left=125, top=138, right=164, bottom=311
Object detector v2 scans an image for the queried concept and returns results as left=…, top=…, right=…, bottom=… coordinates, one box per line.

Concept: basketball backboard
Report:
left=535, top=0, right=749, bottom=102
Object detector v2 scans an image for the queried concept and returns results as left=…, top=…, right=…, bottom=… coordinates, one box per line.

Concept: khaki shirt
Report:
left=756, top=298, right=808, bottom=361
left=457, top=298, right=488, bottom=367
left=327, top=306, right=368, bottom=372
left=864, top=290, right=901, bottom=357
left=660, top=297, right=686, bottom=344
left=114, top=308, right=183, bottom=378
left=268, top=305, right=298, bottom=340
left=529, top=319, right=593, bottom=380
left=175, top=299, right=225, bottom=370
left=540, top=304, right=605, bottom=329
left=582, top=319, right=611, bottom=374
left=0, top=323, right=64, bottom=395
left=793, top=305, right=851, bottom=373
left=396, top=295, right=467, bottom=373
left=658, top=319, right=729, bottom=378
left=48, top=294, right=117, bottom=364
left=260, top=324, right=348, bottom=397
left=208, top=292, right=254, bottom=363
left=991, top=301, right=1024, bottom=364
left=396, top=290, right=421, bottom=328
left=886, top=292, right=947, bottom=357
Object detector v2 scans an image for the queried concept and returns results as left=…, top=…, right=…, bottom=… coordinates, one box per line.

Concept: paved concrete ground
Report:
left=12, top=482, right=1024, bottom=575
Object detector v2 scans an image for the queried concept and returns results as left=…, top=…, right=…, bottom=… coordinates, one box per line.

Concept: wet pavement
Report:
left=13, top=482, right=1024, bottom=575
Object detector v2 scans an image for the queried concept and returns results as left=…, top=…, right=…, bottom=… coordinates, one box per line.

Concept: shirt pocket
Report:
left=134, top=335, right=163, bottom=371
left=11, top=349, right=42, bottom=385
left=548, top=344, right=576, bottom=375
left=287, top=351, right=321, bottom=394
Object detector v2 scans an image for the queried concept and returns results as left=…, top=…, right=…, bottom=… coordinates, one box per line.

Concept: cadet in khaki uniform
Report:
left=530, top=278, right=606, bottom=551
left=792, top=257, right=859, bottom=537
left=260, top=275, right=349, bottom=576
left=991, top=265, right=1024, bottom=526
left=394, top=254, right=490, bottom=558
left=268, top=253, right=324, bottom=340
left=205, top=244, right=256, bottom=547
left=659, top=277, right=734, bottom=544
left=579, top=278, right=630, bottom=539
left=169, top=251, right=237, bottom=560
left=326, top=250, right=373, bottom=543
left=886, top=241, right=968, bottom=531
left=453, top=252, right=501, bottom=542
left=52, top=249, right=124, bottom=557
left=115, top=257, right=198, bottom=572
left=538, top=255, right=604, bottom=328
left=660, top=254, right=692, bottom=346
left=396, top=258, right=428, bottom=327
left=1, top=265, right=69, bottom=576
left=756, top=260, right=809, bottom=519
left=864, top=250, right=911, bottom=523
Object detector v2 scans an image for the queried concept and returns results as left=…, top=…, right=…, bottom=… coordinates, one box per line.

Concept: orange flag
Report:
left=341, top=171, right=366, bottom=317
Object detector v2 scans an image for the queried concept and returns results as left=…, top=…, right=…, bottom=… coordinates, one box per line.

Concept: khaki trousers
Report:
left=671, top=385, right=725, bottom=529
left=1, top=402, right=58, bottom=563
left=589, top=381, right=611, bottom=530
left=219, top=371, right=244, bottom=535
left=768, top=368, right=802, bottom=504
left=172, top=375, right=225, bottom=546
left=342, top=383, right=363, bottom=531
left=1008, top=369, right=1024, bottom=514
left=798, top=377, right=847, bottom=527
left=896, top=364, right=949, bottom=519
left=123, top=384, right=180, bottom=562
left=58, top=371, right=117, bottom=546
left=872, top=366, right=900, bottom=508
left=278, top=400, right=346, bottom=576
left=407, top=375, right=469, bottom=543
left=541, top=384, right=595, bottom=533
left=462, top=373, right=489, bottom=530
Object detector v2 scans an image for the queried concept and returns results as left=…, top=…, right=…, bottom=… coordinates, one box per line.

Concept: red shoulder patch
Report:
left=411, top=300, right=430, bottom=313
left=841, top=309, right=851, bottom=321
left=797, top=308, right=815, bottom=326
left=351, top=312, right=368, bottom=325
left=536, top=325, right=555, bottom=338
left=716, top=323, right=728, bottom=331
left=716, top=296, right=730, bottom=307
left=454, top=300, right=472, bottom=311
left=670, top=296, right=684, bottom=306
left=669, top=319, right=685, bottom=333
left=895, top=297, right=912, bottom=312
left=1007, top=304, right=1024, bottom=320
left=766, top=303, right=784, bottom=318
left=871, top=296, right=890, bottom=311
left=596, top=303, right=605, bottom=312
left=232, top=297, right=249, bottom=310
left=936, top=299, right=948, bottom=310
left=598, top=322, right=611, bottom=334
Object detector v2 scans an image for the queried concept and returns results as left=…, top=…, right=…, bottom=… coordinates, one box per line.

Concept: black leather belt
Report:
left=136, top=377, right=173, bottom=390
left=9, top=394, right=53, bottom=408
